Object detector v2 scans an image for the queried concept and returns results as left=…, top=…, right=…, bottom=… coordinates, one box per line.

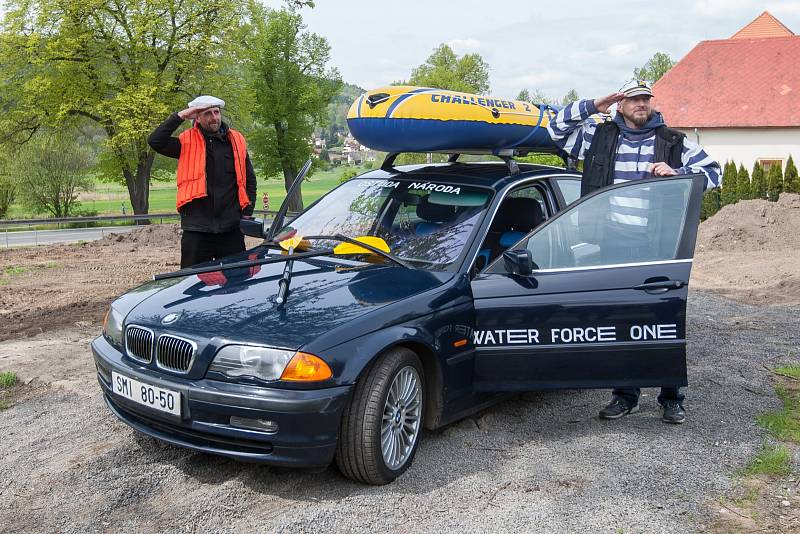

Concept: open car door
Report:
left=471, top=174, right=705, bottom=391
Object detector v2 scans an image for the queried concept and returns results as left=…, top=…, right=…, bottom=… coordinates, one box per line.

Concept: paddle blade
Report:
left=333, top=236, right=390, bottom=255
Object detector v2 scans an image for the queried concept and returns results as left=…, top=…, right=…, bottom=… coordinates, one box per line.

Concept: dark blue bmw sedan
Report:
left=92, top=159, right=704, bottom=484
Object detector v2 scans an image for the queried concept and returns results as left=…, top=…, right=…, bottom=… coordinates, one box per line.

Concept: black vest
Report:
left=581, top=121, right=685, bottom=197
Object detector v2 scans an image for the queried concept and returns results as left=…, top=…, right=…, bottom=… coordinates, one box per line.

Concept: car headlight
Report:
left=102, top=307, right=124, bottom=349
left=208, top=345, right=332, bottom=382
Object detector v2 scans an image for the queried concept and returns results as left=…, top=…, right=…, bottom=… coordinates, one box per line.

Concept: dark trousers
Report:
left=613, top=387, right=685, bottom=407
left=181, top=229, right=246, bottom=268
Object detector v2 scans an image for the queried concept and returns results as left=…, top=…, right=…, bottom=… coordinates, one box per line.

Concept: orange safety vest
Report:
left=175, top=125, right=250, bottom=211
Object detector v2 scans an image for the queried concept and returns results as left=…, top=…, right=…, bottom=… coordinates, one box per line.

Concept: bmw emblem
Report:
left=161, top=313, right=180, bottom=325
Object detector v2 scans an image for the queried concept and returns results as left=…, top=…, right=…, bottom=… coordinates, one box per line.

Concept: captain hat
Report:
left=619, top=79, right=653, bottom=98
left=188, top=95, right=225, bottom=109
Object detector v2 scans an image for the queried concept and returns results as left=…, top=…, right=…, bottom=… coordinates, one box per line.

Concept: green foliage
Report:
left=633, top=52, right=675, bottom=84
left=743, top=443, right=791, bottom=476
left=767, top=162, right=783, bottom=202
left=0, top=371, right=18, bottom=388
left=751, top=162, right=767, bottom=200
left=12, top=133, right=94, bottom=217
left=320, top=83, right=364, bottom=147
left=561, top=89, right=579, bottom=106
left=700, top=187, right=721, bottom=220
left=0, top=0, right=247, bottom=213
left=784, top=155, right=799, bottom=194
left=408, top=44, right=490, bottom=94
left=245, top=5, right=342, bottom=212
left=720, top=161, right=738, bottom=206
left=774, top=365, right=800, bottom=380
left=758, top=383, right=800, bottom=442
left=0, top=149, right=15, bottom=218
left=736, top=164, right=751, bottom=201
left=518, top=153, right=565, bottom=167
left=338, top=168, right=358, bottom=184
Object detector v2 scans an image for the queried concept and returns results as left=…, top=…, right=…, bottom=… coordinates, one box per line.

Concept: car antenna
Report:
left=266, top=159, right=313, bottom=242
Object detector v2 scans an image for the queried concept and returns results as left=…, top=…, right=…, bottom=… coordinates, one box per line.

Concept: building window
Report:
left=758, top=159, right=784, bottom=173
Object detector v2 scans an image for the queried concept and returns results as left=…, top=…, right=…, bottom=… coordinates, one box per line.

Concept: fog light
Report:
left=230, top=416, right=279, bottom=433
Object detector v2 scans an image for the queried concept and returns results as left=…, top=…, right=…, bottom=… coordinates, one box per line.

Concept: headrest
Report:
left=497, top=197, right=544, bottom=231
left=416, top=196, right=458, bottom=223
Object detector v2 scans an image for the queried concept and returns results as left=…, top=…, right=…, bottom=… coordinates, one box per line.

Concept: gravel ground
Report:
left=0, top=291, right=798, bottom=533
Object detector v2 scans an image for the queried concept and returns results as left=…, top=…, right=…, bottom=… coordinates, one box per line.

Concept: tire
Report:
left=336, top=347, right=425, bottom=485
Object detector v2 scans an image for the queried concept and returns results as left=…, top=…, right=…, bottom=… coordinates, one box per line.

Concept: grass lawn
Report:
left=6, top=166, right=370, bottom=218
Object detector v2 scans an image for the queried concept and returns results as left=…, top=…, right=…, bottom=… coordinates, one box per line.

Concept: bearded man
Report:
left=547, top=79, right=720, bottom=424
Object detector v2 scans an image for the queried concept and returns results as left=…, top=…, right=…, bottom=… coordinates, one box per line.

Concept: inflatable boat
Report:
left=346, top=85, right=561, bottom=155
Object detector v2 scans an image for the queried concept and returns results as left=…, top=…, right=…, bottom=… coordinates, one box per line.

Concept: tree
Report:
left=700, top=188, right=721, bottom=220
left=516, top=89, right=556, bottom=106
left=0, top=0, right=246, bottom=214
left=720, top=161, right=738, bottom=206
left=561, top=88, right=579, bottom=106
left=408, top=44, right=490, bottom=94
left=633, top=52, right=675, bottom=84
left=767, top=162, right=783, bottom=202
left=0, top=150, right=15, bottom=218
left=245, top=6, right=342, bottom=212
left=736, top=163, right=751, bottom=201
left=13, top=133, right=94, bottom=217
left=784, top=155, right=799, bottom=194
left=751, top=162, right=767, bottom=199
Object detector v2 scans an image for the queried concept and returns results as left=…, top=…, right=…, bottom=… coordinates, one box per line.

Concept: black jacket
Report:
left=581, top=121, right=685, bottom=197
left=148, top=113, right=257, bottom=233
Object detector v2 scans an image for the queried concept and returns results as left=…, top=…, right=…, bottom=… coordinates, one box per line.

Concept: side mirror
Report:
left=240, top=217, right=266, bottom=239
left=503, top=249, right=537, bottom=276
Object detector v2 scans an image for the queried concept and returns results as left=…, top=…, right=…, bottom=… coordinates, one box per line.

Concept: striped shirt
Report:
left=547, top=99, right=721, bottom=189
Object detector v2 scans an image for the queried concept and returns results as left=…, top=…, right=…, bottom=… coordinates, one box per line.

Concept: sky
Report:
left=262, top=0, right=800, bottom=101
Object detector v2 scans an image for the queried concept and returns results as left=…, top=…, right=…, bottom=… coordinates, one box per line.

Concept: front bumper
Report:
left=92, top=336, right=351, bottom=468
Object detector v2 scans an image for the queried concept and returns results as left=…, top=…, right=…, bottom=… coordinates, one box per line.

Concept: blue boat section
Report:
left=347, top=117, right=559, bottom=154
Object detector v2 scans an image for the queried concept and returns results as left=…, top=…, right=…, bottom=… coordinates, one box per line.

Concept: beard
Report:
left=627, top=110, right=651, bottom=128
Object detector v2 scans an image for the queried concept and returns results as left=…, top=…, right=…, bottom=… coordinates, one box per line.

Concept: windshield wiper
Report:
left=153, top=249, right=334, bottom=281
left=304, top=234, right=411, bottom=269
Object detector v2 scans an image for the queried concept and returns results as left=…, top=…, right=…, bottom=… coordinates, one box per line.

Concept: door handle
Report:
left=633, top=280, right=686, bottom=292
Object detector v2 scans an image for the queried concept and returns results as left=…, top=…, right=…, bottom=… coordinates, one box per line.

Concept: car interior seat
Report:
left=476, top=197, right=545, bottom=270
left=414, top=196, right=459, bottom=235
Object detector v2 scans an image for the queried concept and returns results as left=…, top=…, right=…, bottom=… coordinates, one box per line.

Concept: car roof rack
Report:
left=380, top=147, right=573, bottom=177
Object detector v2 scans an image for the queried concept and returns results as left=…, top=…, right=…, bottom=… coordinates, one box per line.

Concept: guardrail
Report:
left=0, top=210, right=295, bottom=248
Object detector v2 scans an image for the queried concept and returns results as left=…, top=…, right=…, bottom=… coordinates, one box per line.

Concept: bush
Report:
left=700, top=188, right=721, bottom=220
left=767, top=163, right=783, bottom=202
left=338, top=168, right=358, bottom=184
left=736, top=164, right=750, bottom=201
left=784, top=155, right=799, bottom=194
left=720, top=161, right=738, bottom=206
left=751, top=162, right=767, bottom=200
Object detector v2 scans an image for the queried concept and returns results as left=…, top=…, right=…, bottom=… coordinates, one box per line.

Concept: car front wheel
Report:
left=336, top=347, right=424, bottom=485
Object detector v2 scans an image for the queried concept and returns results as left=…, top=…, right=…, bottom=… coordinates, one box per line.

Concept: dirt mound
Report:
left=697, top=193, right=800, bottom=252
left=92, top=223, right=182, bottom=248
left=692, top=193, right=800, bottom=306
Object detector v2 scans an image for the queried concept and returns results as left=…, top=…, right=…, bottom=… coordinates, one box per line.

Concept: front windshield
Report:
left=276, top=178, right=492, bottom=270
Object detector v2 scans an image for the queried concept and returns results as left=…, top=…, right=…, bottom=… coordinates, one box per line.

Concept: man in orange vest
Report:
left=148, top=95, right=257, bottom=268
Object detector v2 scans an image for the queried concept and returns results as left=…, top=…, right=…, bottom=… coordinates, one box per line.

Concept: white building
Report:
left=653, top=11, right=799, bottom=174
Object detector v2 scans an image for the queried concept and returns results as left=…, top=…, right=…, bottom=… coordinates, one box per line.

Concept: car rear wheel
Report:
left=336, top=347, right=424, bottom=485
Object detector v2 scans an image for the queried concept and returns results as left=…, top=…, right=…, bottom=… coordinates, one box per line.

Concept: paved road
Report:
left=1, top=226, right=138, bottom=247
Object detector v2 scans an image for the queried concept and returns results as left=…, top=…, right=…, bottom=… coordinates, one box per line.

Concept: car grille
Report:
left=156, top=335, right=195, bottom=373
left=126, top=326, right=154, bottom=363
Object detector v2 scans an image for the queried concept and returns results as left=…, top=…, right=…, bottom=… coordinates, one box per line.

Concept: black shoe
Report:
left=660, top=400, right=686, bottom=424
left=599, top=397, right=639, bottom=419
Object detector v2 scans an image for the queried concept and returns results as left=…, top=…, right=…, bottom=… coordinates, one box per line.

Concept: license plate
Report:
left=112, top=371, right=181, bottom=417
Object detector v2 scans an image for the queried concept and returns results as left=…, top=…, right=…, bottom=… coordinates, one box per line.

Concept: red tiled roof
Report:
left=653, top=35, right=800, bottom=128
left=731, top=11, right=794, bottom=39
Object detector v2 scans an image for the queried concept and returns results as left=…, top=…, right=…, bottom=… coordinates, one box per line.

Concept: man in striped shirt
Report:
left=547, top=79, right=720, bottom=424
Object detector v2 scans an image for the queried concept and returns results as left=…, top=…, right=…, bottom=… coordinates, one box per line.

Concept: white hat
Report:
left=619, top=79, right=653, bottom=98
left=188, top=95, right=225, bottom=108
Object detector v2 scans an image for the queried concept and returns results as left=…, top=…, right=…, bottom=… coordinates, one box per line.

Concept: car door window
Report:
left=475, top=184, right=548, bottom=270
left=554, top=178, right=580, bottom=206
left=520, top=178, right=693, bottom=270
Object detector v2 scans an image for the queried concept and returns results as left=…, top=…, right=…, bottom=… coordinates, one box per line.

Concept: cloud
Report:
left=607, top=42, right=639, bottom=57
left=446, top=38, right=481, bottom=53
left=690, top=0, right=759, bottom=16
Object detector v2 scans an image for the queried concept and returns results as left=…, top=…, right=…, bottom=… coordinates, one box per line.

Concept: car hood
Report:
left=120, top=248, right=449, bottom=350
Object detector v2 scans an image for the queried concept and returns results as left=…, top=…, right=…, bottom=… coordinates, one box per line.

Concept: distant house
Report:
left=653, top=11, right=799, bottom=174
